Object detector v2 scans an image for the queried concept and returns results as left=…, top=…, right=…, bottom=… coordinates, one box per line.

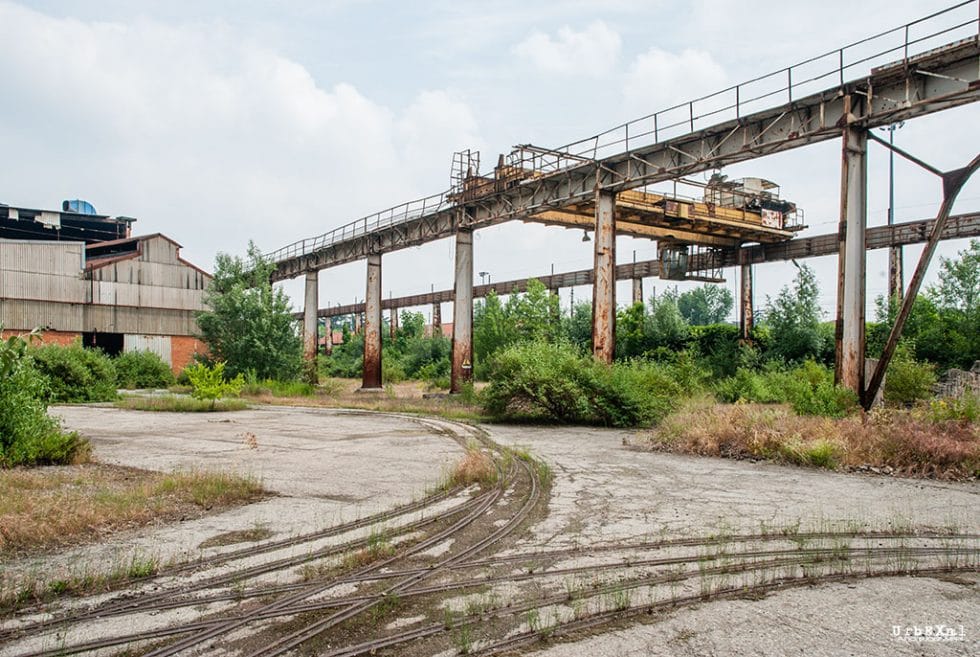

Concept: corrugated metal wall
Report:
left=124, top=334, right=173, bottom=365
left=0, top=241, right=86, bottom=303
left=1, top=237, right=210, bottom=336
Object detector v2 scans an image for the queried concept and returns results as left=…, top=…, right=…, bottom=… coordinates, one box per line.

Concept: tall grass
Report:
left=650, top=398, right=978, bottom=479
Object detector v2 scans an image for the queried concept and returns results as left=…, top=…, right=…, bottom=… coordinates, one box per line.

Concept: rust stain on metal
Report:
left=451, top=229, right=474, bottom=393
left=362, top=254, right=383, bottom=389
left=591, top=191, right=616, bottom=363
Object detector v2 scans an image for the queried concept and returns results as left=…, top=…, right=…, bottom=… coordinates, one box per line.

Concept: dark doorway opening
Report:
left=82, top=331, right=123, bottom=356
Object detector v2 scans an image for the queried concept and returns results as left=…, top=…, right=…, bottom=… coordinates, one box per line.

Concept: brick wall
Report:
left=1, top=329, right=81, bottom=346
left=170, top=336, right=208, bottom=374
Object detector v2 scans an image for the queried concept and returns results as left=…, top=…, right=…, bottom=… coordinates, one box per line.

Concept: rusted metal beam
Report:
left=592, top=191, right=617, bottom=363
left=835, top=118, right=868, bottom=399
left=740, top=261, right=754, bottom=340
left=308, top=212, right=980, bottom=319
left=450, top=230, right=474, bottom=392
left=303, top=271, right=318, bottom=384
left=361, top=254, right=383, bottom=390
left=864, top=153, right=980, bottom=409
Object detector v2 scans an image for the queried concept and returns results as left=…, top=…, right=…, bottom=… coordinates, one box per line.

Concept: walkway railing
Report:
left=264, top=1, right=978, bottom=266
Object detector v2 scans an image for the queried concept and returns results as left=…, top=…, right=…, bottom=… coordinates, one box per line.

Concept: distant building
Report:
left=1, top=202, right=211, bottom=373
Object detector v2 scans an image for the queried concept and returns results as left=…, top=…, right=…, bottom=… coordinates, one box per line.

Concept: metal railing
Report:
left=264, top=1, right=977, bottom=266
left=507, top=1, right=978, bottom=174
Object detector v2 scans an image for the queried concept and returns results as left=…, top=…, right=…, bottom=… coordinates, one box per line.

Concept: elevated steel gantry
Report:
left=267, top=3, right=979, bottom=395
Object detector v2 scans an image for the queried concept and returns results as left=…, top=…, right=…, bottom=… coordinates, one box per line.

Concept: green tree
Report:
left=196, top=242, right=303, bottom=380
left=186, top=362, right=245, bottom=410
left=561, top=301, right=593, bottom=351
left=616, top=302, right=650, bottom=359
left=508, top=279, right=560, bottom=343
left=762, top=264, right=824, bottom=363
left=474, top=292, right=515, bottom=365
left=677, top=285, right=734, bottom=325
left=646, top=289, right=690, bottom=350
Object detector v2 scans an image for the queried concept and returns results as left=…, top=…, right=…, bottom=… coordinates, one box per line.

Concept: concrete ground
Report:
left=4, top=406, right=462, bottom=583
left=5, top=409, right=977, bottom=656
left=488, top=424, right=979, bottom=656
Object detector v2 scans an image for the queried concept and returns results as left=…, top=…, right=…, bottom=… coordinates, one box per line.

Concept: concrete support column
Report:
left=451, top=229, right=474, bottom=393
left=632, top=278, right=643, bottom=306
left=835, top=124, right=868, bottom=399
left=323, top=322, right=333, bottom=355
left=302, top=271, right=319, bottom=383
left=390, top=308, right=398, bottom=340
left=361, top=254, right=383, bottom=390
left=740, top=262, right=754, bottom=340
left=432, top=303, right=442, bottom=335
left=591, top=190, right=617, bottom=363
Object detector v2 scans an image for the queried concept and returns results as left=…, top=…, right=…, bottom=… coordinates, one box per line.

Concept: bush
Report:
left=30, top=343, right=117, bottom=403
left=482, top=342, right=707, bottom=427
left=114, top=350, right=176, bottom=390
left=0, top=332, right=89, bottom=467
left=715, top=361, right=857, bottom=418
left=883, top=346, right=937, bottom=406
left=185, top=362, right=245, bottom=410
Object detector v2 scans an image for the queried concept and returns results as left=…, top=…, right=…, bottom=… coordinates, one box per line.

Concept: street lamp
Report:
left=879, top=121, right=905, bottom=302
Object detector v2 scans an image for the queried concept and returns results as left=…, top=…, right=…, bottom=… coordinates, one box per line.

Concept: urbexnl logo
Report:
left=892, top=624, right=966, bottom=642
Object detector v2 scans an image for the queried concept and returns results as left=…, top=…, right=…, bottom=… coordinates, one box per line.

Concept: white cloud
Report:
left=623, top=47, right=727, bottom=115
left=0, top=2, right=482, bottom=301
left=512, top=21, right=621, bottom=76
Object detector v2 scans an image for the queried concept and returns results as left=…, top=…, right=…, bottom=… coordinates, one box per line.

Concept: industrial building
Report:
left=0, top=201, right=211, bottom=373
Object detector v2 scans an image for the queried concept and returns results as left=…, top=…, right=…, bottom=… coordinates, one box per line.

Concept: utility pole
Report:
left=883, top=122, right=905, bottom=303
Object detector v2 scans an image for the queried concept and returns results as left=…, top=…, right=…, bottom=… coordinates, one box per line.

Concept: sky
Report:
left=2, top=0, right=978, bottom=323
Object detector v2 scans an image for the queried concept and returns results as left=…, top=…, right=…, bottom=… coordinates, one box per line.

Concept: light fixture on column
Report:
left=581, top=230, right=591, bottom=242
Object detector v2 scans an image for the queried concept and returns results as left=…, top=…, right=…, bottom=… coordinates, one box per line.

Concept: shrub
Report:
left=482, top=342, right=706, bottom=427
left=114, top=350, right=176, bottom=390
left=882, top=346, right=937, bottom=406
left=0, top=332, right=89, bottom=467
left=30, top=343, right=117, bottom=403
left=185, top=362, right=245, bottom=410
left=715, top=361, right=857, bottom=418
left=923, top=393, right=979, bottom=424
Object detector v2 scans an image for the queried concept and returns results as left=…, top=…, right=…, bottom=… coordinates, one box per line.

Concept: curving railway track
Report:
left=1, top=412, right=976, bottom=657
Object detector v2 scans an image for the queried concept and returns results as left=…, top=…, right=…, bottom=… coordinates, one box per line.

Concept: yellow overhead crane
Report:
left=454, top=157, right=803, bottom=282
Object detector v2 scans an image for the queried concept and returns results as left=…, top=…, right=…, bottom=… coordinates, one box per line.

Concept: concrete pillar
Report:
left=432, top=302, right=442, bottom=335
left=302, top=271, right=319, bottom=383
left=353, top=312, right=361, bottom=335
left=740, top=262, right=754, bottom=340
left=451, top=230, right=474, bottom=393
left=323, top=321, right=333, bottom=355
left=591, top=190, right=617, bottom=363
left=632, top=278, right=643, bottom=306
left=361, top=254, right=383, bottom=390
left=390, top=308, right=398, bottom=340
left=835, top=124, right=868, bottom=399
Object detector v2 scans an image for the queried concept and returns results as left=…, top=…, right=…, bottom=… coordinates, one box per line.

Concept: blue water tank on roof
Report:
left=62, top=199, right=97, bottom=215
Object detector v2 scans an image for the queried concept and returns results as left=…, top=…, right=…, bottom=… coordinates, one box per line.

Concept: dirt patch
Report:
left=197, top=526, right=275, bottom=549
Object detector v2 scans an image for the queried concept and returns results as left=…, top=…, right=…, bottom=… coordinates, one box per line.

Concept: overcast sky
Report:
left=2, top=0, right=977, bottom=322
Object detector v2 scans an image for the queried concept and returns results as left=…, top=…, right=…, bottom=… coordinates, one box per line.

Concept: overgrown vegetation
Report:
left=0, top=331, right=90, bottom=467
left=483, top=342, right=706, bottom=427
left=186, top=361, right=245, bottom=410
left=114, top=350, right=176, bottom=389
left=30, top=342, right=117, bottom=403
left=116, top=395, right=249, bottom=412
left=196, top=242, right=303, bottom=380
left=648, top=397, right=979, bottom=479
